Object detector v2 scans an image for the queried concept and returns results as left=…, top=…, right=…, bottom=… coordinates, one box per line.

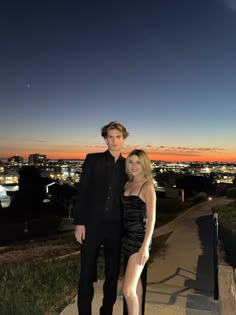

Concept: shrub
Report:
left=226, top=187, right=236, bottom=199
left=157, top=198, right=186, bottom=214
left=213, top=201, right=236, bottom=268
left=155, top=198, right=186, bottom=227
left=190, top=192, right=208, bottom=205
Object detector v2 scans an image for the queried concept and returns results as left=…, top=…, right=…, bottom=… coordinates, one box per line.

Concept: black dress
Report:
left=121, top=181, right=149, bottom=315
left=122, top=194, right=147, bottom=257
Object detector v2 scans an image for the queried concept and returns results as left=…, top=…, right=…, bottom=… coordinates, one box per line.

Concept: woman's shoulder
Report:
left=138, top=180, right=155, bottom=203
left=144, top=180, right=154, bottom=187
left=142, top=180, right=155, bottom=193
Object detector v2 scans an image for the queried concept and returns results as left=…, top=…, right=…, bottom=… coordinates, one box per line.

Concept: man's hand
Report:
left=75, top=225, right=86, bottom=244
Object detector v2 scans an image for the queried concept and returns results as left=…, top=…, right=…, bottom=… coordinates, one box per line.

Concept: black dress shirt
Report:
left=74, top=150, right=127, bottom=226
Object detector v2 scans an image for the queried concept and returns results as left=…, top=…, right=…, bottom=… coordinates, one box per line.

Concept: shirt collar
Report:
left=104, top=150, right=125, bottom=161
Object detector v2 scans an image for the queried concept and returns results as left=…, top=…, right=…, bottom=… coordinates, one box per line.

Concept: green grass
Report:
left=0, top=234, right=163, bottom=315
left=0, top=255, right=80, bottom=315
left=0, top=231, right=78, bottom=256
left=0, top=198, right=183, bottom=314
left=213, top=200, right=236, bottom=267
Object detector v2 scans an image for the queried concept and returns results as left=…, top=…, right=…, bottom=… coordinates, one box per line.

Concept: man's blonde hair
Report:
left=101, top=121, right=129, bottom=139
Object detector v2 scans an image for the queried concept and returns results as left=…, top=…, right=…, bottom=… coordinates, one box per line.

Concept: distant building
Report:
left=28, top=153, right=47, bottom=166
left=0, top=163, right=4, bottom=174
left=0, top=170, right=19, bottom=184
left=8, top=155, right=24, bottom=166
left=0, top=183, right=18, bottom=208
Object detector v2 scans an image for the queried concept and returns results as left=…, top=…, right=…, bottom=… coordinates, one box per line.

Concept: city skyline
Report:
left=1, top=1, right=236, bottom=162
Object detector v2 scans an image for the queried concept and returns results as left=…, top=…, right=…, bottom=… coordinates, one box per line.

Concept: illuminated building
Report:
left=28, top=153, right=47, bottom=166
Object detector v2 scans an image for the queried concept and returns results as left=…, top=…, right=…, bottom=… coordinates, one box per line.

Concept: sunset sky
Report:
left=1, top=0, right=236, bottom=162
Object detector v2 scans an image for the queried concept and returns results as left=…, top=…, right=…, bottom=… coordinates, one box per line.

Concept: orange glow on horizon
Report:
left=1, top=149, right=236, bottom=163
left=32, top=153, right=236, bottom=163
left=147, top=154, right=236, bottom=163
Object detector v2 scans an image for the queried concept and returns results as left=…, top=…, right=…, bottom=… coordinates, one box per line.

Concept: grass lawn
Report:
left=213, top=200, right=236, bottom=268
left=0, top=231, right=168, bottom=315
left=0, top=197, right=184, bottom=314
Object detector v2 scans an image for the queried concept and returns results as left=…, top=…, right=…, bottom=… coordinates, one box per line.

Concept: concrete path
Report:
left=60, top=197, right=231, bottom=315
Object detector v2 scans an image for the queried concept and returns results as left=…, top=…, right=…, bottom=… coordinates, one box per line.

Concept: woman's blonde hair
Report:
left=126, top=149, right=153, bottom=181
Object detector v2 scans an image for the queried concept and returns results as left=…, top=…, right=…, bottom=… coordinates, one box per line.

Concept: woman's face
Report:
left=127, top=154, right=143, bottom=177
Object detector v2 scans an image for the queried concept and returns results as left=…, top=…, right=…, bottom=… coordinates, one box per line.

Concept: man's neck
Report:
left=109, top=150, right=121, bottom=162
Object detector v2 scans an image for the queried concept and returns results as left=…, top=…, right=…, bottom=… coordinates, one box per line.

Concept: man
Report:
left=74, top=121, right=129, bottom=315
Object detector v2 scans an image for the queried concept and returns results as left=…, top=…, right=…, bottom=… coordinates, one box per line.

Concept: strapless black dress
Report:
left=121, top=194, right=147, bottom=257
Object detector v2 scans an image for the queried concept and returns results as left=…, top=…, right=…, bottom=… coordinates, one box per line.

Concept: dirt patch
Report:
left=0, top=243, right=79, bottom=269
left=0, top=232, right=171, bottom=269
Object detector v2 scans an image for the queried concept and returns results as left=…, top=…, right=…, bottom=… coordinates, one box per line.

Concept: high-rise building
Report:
left=28, top=153, right=47, bottom=166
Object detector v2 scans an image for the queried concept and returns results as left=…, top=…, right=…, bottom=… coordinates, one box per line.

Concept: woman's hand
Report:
left=137, top=245, right=149, bottom=265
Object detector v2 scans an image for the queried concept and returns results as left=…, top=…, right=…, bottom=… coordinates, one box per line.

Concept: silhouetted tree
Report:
left=48, top=183, right=77, bottom=217
left=232, top=176, right=236, bottom=186
left=10, top=166, right=46, bottom=221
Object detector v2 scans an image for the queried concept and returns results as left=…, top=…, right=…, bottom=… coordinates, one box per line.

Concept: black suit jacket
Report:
left=74, top=150, right=127, bottom=226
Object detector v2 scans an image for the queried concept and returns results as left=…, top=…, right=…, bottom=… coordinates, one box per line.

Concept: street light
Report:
left=46, top=182, right=56, bottom=195
left=43, top=182, right=57, bottom=203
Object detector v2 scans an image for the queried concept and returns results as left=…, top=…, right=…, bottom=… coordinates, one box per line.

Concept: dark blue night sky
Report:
left=1, top=0, right=236, bottom=161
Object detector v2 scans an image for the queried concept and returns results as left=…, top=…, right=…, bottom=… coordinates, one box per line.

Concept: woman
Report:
left=122, top=149, right=156, bottom=315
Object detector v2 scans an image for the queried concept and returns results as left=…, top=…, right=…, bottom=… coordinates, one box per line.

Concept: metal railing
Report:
left=213, top=212, right=219, bottom=300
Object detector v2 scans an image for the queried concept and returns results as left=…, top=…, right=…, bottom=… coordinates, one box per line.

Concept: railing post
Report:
left=213, top=212, right=219, bottom=300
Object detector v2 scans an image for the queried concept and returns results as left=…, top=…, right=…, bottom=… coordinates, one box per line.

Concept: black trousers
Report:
left=77, top=220, right=122, bottom=315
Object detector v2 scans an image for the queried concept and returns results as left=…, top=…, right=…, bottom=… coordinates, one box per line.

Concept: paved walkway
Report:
left=60, top=197, right=231, bottom=315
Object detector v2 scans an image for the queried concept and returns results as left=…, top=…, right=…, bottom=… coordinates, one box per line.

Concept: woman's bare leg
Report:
left=123, top=253, right=145, bottom=315
left=136, top=278, right=143, bottom=314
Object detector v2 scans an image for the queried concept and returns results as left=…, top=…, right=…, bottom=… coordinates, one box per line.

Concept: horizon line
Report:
left=1, top=156, right=236, bottom=164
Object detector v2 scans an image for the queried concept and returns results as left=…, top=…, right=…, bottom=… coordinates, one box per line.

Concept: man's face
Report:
left=105, top=129, right=125, bottom=153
